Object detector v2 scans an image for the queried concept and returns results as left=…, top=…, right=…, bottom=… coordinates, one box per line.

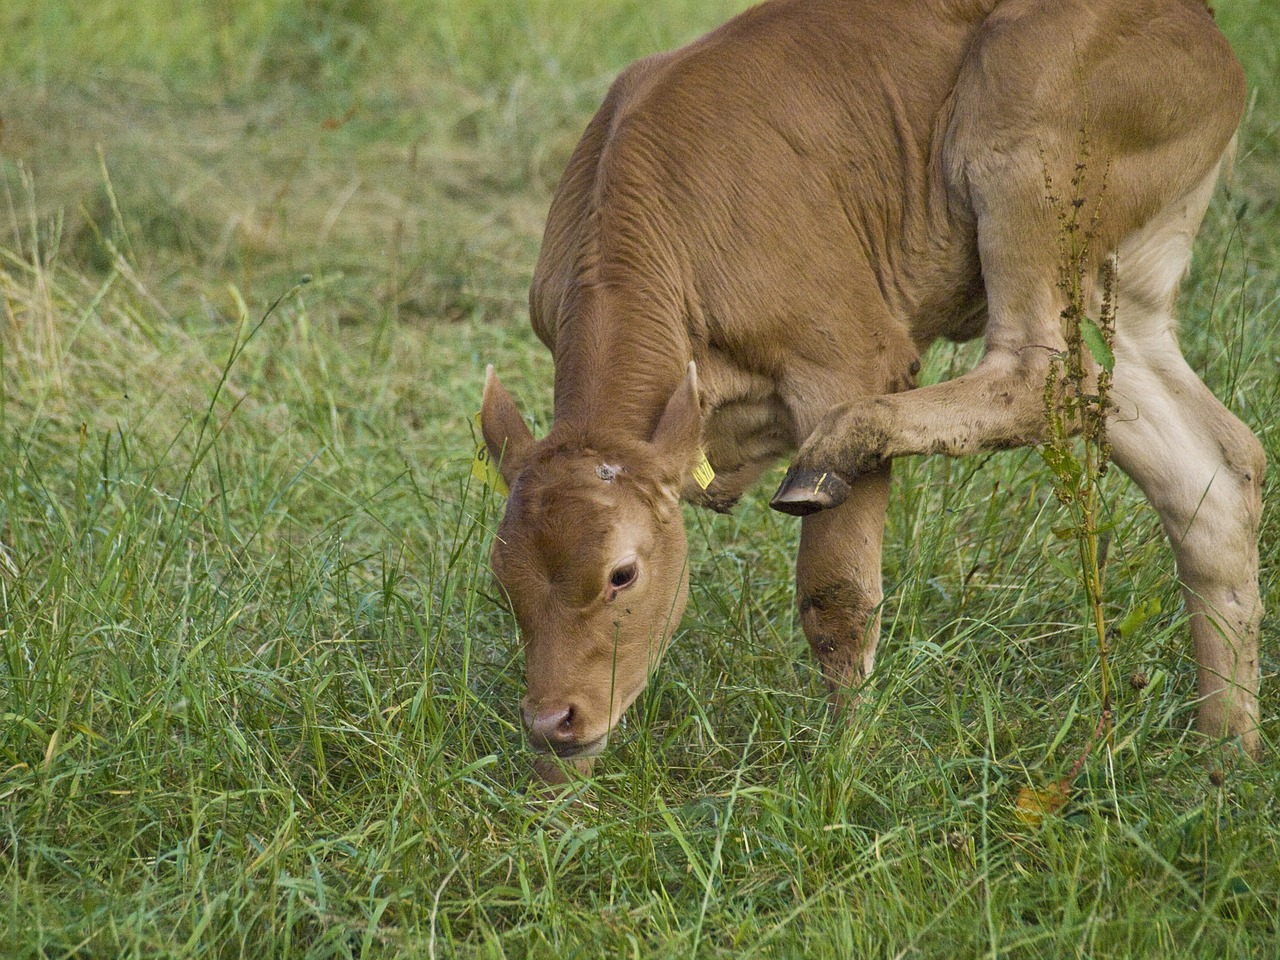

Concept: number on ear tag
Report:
left=471, top=412, right=510, bottom=496
left=692, top=449, right=716, bottom=491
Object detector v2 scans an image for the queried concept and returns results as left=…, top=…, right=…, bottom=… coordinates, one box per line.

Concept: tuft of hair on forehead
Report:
left=511, top=433, right=678, bottom=522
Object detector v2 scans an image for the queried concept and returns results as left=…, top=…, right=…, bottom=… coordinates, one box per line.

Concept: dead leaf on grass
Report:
left=1013, top=779, right=1073, bottom=827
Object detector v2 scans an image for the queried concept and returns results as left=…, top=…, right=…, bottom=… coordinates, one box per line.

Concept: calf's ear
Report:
left=481, top=366, right=536, bottom=485
left=650, top=361, right=702, bottom=488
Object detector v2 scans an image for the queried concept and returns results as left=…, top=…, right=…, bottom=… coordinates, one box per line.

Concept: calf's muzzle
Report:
left=521, top=698, right=607, bottom=758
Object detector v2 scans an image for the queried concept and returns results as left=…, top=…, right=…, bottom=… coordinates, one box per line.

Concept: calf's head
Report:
left=479, top=364, right=701, bottom=778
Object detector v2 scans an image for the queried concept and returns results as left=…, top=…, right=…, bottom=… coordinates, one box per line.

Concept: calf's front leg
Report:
left=795, top=463, right=891, bottom=707
left=772, top=348, right=1056, bottom=517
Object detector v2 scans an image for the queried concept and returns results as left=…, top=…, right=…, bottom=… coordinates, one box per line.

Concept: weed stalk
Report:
left=1040, top=142, right=1118, bottom=755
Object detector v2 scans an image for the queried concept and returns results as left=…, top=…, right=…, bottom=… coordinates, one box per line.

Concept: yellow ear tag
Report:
left=471, top=412, right=510, bottom=496
left=692, top=448, right=716, bottom=491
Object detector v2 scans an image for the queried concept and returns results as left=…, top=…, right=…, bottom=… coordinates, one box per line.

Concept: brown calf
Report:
left=481, top=0, right=1263, bottom=780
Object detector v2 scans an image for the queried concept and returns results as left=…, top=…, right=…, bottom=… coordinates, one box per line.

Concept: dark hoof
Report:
left=769, top=467, right=852, bottom=516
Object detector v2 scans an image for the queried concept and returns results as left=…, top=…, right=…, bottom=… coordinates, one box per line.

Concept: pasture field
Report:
left=1, top=0, right=1278, bottom=956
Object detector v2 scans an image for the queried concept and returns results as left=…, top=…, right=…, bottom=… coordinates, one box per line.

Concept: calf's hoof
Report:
left=770, top=467, right=852, bottom=516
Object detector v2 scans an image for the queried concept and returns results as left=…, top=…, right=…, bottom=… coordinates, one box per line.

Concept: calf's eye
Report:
left=607, top=562, right=638, bottom=596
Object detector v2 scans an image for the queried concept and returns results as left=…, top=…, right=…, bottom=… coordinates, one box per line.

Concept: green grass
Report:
left=1, top=1, right=1278, bottom=956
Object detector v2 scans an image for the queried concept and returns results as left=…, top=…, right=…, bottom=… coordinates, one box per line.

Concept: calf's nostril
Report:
left=524, top=702, right=579, bottom=745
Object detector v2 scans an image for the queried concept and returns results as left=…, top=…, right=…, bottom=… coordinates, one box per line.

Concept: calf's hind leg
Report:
left=1107, top=170, right=1264, bottom=756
